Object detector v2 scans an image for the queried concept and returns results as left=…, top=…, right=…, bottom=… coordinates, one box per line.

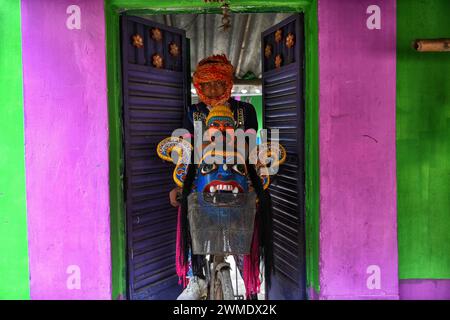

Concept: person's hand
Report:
left=169, top=187, right=181, bottom=207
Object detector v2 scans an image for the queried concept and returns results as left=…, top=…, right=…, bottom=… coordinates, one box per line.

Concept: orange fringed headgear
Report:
left=192, top=54, right=234, bottom=107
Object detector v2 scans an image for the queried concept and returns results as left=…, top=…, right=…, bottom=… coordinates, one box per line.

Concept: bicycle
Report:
left=188, top=192, right=257, bottom=300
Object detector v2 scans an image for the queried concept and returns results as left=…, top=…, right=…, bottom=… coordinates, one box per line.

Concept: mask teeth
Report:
left=209, top=184, right=240, bottom=193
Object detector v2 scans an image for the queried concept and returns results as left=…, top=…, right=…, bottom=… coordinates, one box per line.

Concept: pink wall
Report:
left=318, top=0, right=398, bottom=299
left=18, top=0, right=400, bottom=299
left=399, top=280, right=450, bottom=300
left=21, top=0, right=111, bottom=299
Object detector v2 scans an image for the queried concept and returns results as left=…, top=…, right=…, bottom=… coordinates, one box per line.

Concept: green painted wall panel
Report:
left=105, top=0, right=319, bottom=297
left=0, top=0, right=30, bottom=299
left=304, top=0, right=319, bottom=293
left=397, top=0, right=450, bottom=279
left=105, top=3, right=127, bottom=299
left=109, top=0, right=312, bottom=13
left=238, top=95, right=263, bottom=134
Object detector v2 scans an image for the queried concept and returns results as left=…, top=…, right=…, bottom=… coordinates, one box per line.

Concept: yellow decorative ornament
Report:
left=249, top=142, right=287, bottom=190
left=205, top=104, right=234, bottom=126
left=157, top=137, right=193, bottom=187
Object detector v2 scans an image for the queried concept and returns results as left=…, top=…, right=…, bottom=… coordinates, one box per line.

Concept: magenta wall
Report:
left=318, top=0, right=398, bottom=299
left=399, top=280, right=450, bottom=300
left=21, top=0, right=111, bottom=299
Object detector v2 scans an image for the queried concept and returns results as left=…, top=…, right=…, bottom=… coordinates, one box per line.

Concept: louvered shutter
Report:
left=261, top=13, right=307, bottom=300
left=121, top=15, right=188, bottom=300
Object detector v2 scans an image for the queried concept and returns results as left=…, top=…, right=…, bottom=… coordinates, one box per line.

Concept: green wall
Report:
left=105, top=2, right=127, bottom=300
left=0, top=0, right=30, bottom=299
left=106, top=0, right=319, bottom=297
left=238, top=95, right=263, bottom=135
left=397, top=0, right=450, bottom=279
left=303, top=0, right=319, bottom=293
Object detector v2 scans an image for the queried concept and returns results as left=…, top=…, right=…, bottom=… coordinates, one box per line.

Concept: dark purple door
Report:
left=261, top=13, right=306, bottom=300
left=120, top=15, right=189, bottom=300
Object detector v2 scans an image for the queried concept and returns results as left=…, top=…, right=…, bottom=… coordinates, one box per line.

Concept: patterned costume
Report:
left=158, top=54, right=285, bottom=299
left=157, top=104, right=286, bottom=299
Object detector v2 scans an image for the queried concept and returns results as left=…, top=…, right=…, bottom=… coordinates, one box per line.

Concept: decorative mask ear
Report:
left=173, top=163, right=188, bottom=188
left=257, top=164, right=271, bottom=190
left=157, top=137, right=193, bottom=187
left=249, top=142, right=286, bottom=171
left=157, top=137, right=193, bottom=165
left=249, top=142, right=286, bottom=189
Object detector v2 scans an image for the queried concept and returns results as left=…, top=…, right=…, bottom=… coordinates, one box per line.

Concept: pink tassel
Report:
left=243, top=214, right=261, bottom=298
left=176, top=206, right=189, bottom=288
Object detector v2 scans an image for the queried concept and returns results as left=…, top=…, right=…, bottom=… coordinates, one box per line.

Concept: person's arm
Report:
left=169, top=186, right=181, bottom=207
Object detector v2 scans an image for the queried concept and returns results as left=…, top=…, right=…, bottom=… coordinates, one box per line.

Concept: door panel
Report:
left=121, top=15, right=188, bottom=300
left=261, top=13, right=306, bottom=300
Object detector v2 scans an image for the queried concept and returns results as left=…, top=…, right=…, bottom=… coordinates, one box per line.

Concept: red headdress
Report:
left=192, top=54, right=234, bottom=106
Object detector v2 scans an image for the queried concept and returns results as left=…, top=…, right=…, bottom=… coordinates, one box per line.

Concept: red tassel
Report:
left=243, top=214, right=261, bottom=298
left=176, top=206, right=189, bottom=288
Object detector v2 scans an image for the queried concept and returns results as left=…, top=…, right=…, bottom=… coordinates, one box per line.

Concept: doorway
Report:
left=116, top=9, right=312, bottom=300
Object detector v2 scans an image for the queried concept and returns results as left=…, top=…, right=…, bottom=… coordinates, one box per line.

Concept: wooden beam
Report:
left=413, top=39, right=450, bottom=52
left=163, top=14, right=173, bottom=26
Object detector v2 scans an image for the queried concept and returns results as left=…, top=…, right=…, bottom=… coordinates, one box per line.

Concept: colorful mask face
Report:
left=157, top=137, right=286, bottom=191
left=156, top=104, right=286, bottom=192
left=204, top=105, right=235, bottom=144
left=195, top=151, right=248, bottom=194
left=208, top=117, right=234, bottom=133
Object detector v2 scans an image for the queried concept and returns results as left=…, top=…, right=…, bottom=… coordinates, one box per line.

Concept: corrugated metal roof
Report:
left=139, top=13, right=292, bottom=79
